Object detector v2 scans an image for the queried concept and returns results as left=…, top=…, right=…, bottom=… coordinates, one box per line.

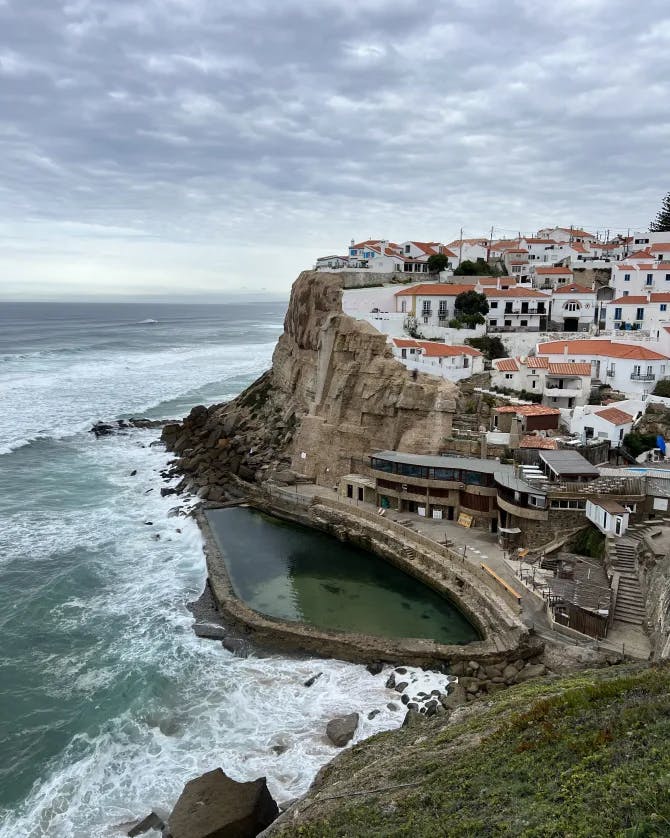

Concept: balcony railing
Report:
left=630, top=373, right=655, bottom=381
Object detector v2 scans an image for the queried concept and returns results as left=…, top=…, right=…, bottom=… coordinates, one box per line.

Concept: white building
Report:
left=483, top=286, right=550, bottom=332
left=491, top=356, right=592, bottom=408
left=569, top=403, right=642, bottom=445
left=612, top=262, right=670, bottom=296
left=390, top=338, right=484, bottom=382
left=446, top=237, right=490, bottom=266
left=549, top=284, right=597, bottom=332
left=394, top=282, right=475, bottom=325
left=586, top=499, right=629, bottom=537
left=605, top=292, right=670, bottom=332
left=537, top=227, right=597, bottom=245
left=315, top=254, right=349, bottom=270
left=536, top=338, right=670, bottom=397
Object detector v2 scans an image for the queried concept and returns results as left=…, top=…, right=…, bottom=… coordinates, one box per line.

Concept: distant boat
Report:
left=137, top=318, right=159, bottom=325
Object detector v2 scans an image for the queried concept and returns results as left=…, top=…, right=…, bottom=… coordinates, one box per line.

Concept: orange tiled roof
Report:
left=520, top=435, right=558, bottom=449
left=650, top=243, right=670, bottom=253
left=484, top=287, right=550, bottom=299
left=552, top=283, right=594, bottom=294
left=394, top=283, right=474, bottom=297
left=595, top=406, right=634, bottom=426
left=609, top=292, right=670, bottom=304
left=537, top=338, right=668, bottom=361
left=535, top=266, right=573, bottom=274
left=494, top=358, right=519, bottom=371
left=547, top=362, right=592, bottom=376
left=495, top=405, right=560, bottom=416
left=526, top=356, right=549, bottom=368
left=392, top=338, right=419, bottom=348
left=417, top=341, right=481, bottom=358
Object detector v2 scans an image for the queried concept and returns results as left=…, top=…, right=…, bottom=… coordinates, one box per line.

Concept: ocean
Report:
left=0, top=302, right=405, bottom=837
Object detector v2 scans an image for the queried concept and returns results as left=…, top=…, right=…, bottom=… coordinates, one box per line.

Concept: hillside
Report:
left=269, top=664, right=670, bottom=837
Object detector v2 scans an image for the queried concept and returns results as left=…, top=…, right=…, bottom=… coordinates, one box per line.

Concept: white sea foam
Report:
left=0, top=341, right=276, bottom=455
left=0, top=434, right=414, bottom=838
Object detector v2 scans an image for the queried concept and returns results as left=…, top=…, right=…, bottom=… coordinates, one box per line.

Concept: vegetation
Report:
left=280, top=664, right=670, bottom=838
left=571, top=526, right=605, bottom=559
left=653, top=379, right=670, bottom=397
left=489, top=385, right=542, bottom=404
left=426, top=253, right=450, bottom=273
left=623, top=431, right=658, bottom=458
left=650, top=191, right=670, bottom=232
left=453, top=258, right=500, bottom=276
left=465, top=335, right=507, bottom=361
left=449, top=290, right=489, bottom=328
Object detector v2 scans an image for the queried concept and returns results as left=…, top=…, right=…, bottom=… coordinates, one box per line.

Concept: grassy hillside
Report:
left=275, top=664, right=670, bottom=837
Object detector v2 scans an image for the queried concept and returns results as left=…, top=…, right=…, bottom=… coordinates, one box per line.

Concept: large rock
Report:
left=127, top=810, right=167, bottom=836
left=326, top=712, right=359, bottom=747
left=514, top=663, right=547, bottom=683
left=167, top=768, right=278, bottom=838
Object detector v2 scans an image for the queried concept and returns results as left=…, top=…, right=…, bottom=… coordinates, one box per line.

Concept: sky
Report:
left=1, top=0, right=670, bottom=300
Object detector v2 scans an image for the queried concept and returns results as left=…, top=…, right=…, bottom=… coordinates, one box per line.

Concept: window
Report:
left=531, top=379, right=537, bottom=388
left=565, top=301, right=580, bottom=312
left=614, top=307, right=622, bottom=320
left=636, top=308, right=644, bottom=320
left=624, top=274, right=631, bottom=281
left=422, top=300, right=431, bottom=316
left=401, top=300, right=407, bottom=313
left=505, top=373, right=513, bottom=380
left=647, top=365, right=653, bottom=377
left=623, top=291, right=629, bottom=297
left=489, top=319, right=497, bottom=326
left=504, top=319, right=512, bottom=326
left=490, top=301, right=498, bottom=309
left=661, top=304, right=667, bottom=312
left=512, top=265, right=521, bottom=273
left=647, top=274, right=654, bottom=285
left=438, top=300, right=448, bottom=316
left=350, top=248, right=357, bottom=255
left=520, top=319, right=528, bottom=326
left=666, top=274, right=670, bottom=281
left=405, top=244, right=410, bottom=254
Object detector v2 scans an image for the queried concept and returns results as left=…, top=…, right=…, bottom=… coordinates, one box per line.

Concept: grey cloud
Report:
left=0, top=0, right=669, bottom=297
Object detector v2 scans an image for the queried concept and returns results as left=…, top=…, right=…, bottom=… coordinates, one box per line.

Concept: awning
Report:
left=499, top=527, right=522, bottom=534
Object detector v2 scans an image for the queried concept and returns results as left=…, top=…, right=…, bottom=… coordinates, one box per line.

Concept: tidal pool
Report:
left=206, top=507, right=480, bottom=645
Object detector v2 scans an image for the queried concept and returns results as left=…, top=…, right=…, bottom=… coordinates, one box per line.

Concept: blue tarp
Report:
left=657, top=435, right=666, bottom=455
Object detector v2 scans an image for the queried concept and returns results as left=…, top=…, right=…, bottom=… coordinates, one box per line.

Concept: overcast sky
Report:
left=1, top=0, right=669, bottom=300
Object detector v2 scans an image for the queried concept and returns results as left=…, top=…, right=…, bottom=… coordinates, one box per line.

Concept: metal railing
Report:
left=630, top=373, right=655, bottom=381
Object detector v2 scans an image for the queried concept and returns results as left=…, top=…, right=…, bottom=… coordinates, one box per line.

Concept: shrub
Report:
left=465, top=335, right=507, bottom=361
left=653, top=379, right=670, bottom=397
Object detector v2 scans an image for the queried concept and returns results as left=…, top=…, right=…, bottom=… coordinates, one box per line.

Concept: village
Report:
left=313, top=225, right=670, bottom=655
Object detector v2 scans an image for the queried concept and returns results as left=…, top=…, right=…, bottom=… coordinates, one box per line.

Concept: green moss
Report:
left=279, top=665, right=670, bottom=838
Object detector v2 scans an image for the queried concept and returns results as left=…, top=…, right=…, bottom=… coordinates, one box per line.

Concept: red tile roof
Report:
left=552, top=283, right=595, bottom=294
left=537, top=338, right=668, bottom=361
left=535, top=266, right=573, bottom=275
left=609, top=292, right=670, bottom=304
left=417, top=341, right=482, bottom=358
left=392, top=338, right=419, bottom=348
left=495, top=405, right=560, bottom=416
left=547, top=362, right=592, bottom=376
left=612, top=263, right=670, bottom=271
left=520, top=435, right=558, bottom=449
left=595, top=406, right=634, bottom=426
left=650, top=243, right=670, bottom=253
left=494, top=358, right=519, bottom=371
left=394, top=283, right=474, bottom=297
left=484, top=287, right=550, bottom=299
left=526, top=356, right=549, bottom=368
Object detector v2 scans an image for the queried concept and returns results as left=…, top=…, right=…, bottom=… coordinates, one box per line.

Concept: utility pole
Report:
left=458, top=227, right=463, bottom=267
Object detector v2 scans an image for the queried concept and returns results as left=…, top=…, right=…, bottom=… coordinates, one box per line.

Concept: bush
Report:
left=466, top=335, right=507, bottom=360
left=571, top=527, right=605, bottom=559
left=653, top=379, right=670, bottom=397
left=623, top=432, right=658, bottom=457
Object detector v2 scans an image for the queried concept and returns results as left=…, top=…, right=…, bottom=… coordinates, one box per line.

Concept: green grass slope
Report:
left=275, top=664, right=670, bottom=838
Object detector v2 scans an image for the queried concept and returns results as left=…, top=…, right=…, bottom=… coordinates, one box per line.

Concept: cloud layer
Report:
left=1, top=0, right=669, bottom=298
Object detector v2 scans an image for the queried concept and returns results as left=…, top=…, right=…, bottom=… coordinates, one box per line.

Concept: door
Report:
left=357, top=487, right=364, bottom=501
left=347, top=484, right=353, bottom=499
left=447, top=506, right=455, bottom=521
left=564, top=317, right=579, bottom=331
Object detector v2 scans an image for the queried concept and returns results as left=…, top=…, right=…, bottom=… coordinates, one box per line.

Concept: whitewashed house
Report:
left=390, top=338, right=484, bottom=382
left=315, top=254, right=350, bottom=270
left=549, top=284, right=597, bottom=332
left=394, top=283, right=475, bottom=325
left=536, top=338, right=670, bottom=397
left=483, top=286, right=550, bottom=332
left=569, top=403, right=642, bottom=445
left=446, top=237, right=490, bottom=266
left=537, top=227, right=597, bottom=245
left=491, top=356, right=592, bottom=408
left=612, top=263, right=670, bottom=296
left=605, top=293, right=670, bottom=332
left=586, top=499, right=629, bottom=536
left=520, top=237, right=565, bottom=264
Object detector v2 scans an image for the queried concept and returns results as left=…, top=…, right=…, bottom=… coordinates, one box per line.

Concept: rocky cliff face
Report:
left=163, top=271, right=458, bottom=498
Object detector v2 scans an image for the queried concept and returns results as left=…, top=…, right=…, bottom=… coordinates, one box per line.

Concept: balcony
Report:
left=544, top=387, right=583, bottom=399
left=630, top=373, right=655, bottom=381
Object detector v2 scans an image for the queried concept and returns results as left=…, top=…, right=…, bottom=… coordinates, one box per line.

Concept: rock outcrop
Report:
left=166, top=768, right=278, bottom=838
left=325, top=712, right=359, bottom=747
left=162, top=271, right=457, bottom=496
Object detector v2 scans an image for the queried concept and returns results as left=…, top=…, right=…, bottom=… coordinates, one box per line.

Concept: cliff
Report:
left=163, top=271, right=458, bottom=496
left=265, top=662, right=670, bottom=837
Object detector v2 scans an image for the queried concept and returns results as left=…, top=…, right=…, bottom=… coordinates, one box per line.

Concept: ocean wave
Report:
left=0, top=435, right=405, bottom=838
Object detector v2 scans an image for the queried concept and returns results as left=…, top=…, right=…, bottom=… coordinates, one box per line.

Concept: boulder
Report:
left=502, top=664, right=519, bottom=682
left=326, top=713, right=359, bottom=747
left=386, top=702, right=399, bottom=711
left=385, top=673, right=396, bottom=690
left=366, top=661, right=383, bottom=675
left=167, top=769, right=278, bottom=838
left=303, top=672, right=322, bottom=688
left=440, top=683, right=467, bottom=710
left=127, top=810, right=167, bottom=836
left=458, top=676, right=480, bottom=694
left=193, top=624, right=228, bottom=641
left=394, top=681, right=409, bottom=693
left=367, top=709, right=380, bottom=720
left=402, top=709, right=422, bottom=728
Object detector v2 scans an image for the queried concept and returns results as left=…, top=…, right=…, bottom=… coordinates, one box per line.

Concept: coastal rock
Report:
left=367, top=709, right=381, bottom=720
left=440, top=683, right=467, bottom=709
left=193, top=624, right=228, bottom=641
left=326, top=712, right=359, bottom=747
left=303, top=672, right=322, bottom=688
left=127, top=810, right=167, bottom=836
left=385, top=673, right=396, bottom=690
left=515, top=663, right=547, bottom=683
left=366, top=661, right=383, bottom=675
left=167, top=768, right=278, bottom=838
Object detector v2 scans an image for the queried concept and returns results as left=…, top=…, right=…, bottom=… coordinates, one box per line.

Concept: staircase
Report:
left=611, top=537, right=646, bottom=626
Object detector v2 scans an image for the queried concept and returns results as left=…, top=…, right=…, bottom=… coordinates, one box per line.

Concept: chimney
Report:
left=564, top=344, right=568, bottom=356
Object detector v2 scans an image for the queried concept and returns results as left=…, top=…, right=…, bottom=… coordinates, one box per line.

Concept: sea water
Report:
left=0, top=302, right=413, bottom=837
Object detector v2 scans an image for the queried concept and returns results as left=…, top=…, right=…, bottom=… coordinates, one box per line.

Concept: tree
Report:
left=427, top=253, right=450, bottom=273
left=650, top=192, right=670, bottom=232
left=455, top=290, right=489, bottom=317
left=465, top=335, right=506, bottom=360
left=454, top=257, right=499, bottom=277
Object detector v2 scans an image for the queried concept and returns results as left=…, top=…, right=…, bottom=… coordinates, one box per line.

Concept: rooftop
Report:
left=495, top=405, right=560, bottom=416
left=594, top=406, right=634, bottom=426
left=370, top=450, right=512, bottom=476
left=537, top=338, right=668, bottom=361
left=538, top=449, right=599, bottom=478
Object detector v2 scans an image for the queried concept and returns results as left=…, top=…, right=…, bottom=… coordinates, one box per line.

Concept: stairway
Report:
left=611, top=537, right=646, bottom=626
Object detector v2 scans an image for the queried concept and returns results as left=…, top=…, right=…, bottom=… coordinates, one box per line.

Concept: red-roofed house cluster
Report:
left=389, top=337, right=484, bottom=382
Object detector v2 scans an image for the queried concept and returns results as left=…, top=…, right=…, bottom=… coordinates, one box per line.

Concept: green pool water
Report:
left=205, top=507, right=480, bottom=645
